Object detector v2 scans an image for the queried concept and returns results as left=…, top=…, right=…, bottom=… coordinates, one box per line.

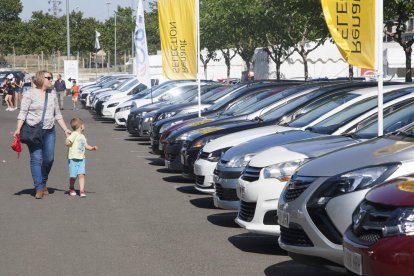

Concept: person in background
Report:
left=66, top=117, right=98, bottom=197
left=54, top=74, right=66, bottom=110
left=14, top=75, right=24, bottom=109
left=13, top=70, right=72, bottom=199
left=4, top=75, right=15, bottom=111
left=70, top=79, right=79, bottom=110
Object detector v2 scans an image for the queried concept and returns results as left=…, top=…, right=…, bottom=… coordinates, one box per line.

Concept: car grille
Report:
left=241, top=165, right=262, bottom=182
left=215, top=183, right=238, bottom=201
left=280, top=223, right=314, bottom=247
left=238, top=200, right=256, bottom=222
left=284, top=176, right=314, bottom=202
left=195, top=175, right=205, bottom=185
left=199, top=151, right=209, bottom=160
left=352, top=201, right=396, bottom=245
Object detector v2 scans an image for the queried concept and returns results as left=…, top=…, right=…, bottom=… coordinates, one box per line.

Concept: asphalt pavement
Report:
left=0, top=97, right=344, bottom=275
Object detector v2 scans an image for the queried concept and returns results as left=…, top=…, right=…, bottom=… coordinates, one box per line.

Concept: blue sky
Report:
left=20, top=0, right=153, bottom=22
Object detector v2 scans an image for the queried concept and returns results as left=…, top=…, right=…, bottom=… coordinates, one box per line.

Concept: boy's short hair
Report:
left=70, top=117, right=84, bottom=130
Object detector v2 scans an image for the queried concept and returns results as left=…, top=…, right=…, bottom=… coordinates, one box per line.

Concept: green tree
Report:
left=384, top=0, right=414, bottom=82
left=270, top=0, right=329, bottom=80
left=145, top=2, right=160, bottom=55
left=69, top=11, right=102, bottom=58
left=0, top=0, right=23, bottom=57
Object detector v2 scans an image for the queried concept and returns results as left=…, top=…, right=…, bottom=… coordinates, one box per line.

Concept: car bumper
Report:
left=139, top=120, right=151, bottom=137
left=235, top=178, right=285, bottom=236
left=165, top=142, right=183, bottom=171
left=114, top=110, right=130, bottom=126
left=277, top=177, right=345, bottom=265
left=150, top=134, right=161, bottom=155
left=212, top=164, right=242, bottom=210
left=102, top=106, right=116, bottom=119
left=193, top=158, right=217, bottom=194
left=127, top=115, right=140, bottom=134
left=181, top=147, right=200, bottom=180
left=343, top=228, right=414, bottom=276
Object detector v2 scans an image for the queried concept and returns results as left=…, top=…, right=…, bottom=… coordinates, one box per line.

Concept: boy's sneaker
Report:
left=79, top=192, right=87, bottom=198
left=68, top=189, right=76, bottom=196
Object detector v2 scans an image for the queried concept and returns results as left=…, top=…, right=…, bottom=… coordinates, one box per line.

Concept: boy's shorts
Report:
left=72, top=96, right=78, bottom=101
left=68, top=159, right=86, bottom=178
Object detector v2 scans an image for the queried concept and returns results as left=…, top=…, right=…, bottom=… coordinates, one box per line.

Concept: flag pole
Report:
left=376, top=0, right=384, bottom=136
left=196, top=0, right=201, bottom=118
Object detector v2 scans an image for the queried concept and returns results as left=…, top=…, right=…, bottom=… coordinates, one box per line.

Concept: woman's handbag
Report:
left=20, top=92, right=49, bottom=145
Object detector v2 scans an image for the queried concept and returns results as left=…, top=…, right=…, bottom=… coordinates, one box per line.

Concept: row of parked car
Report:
left=79, top=76, right=414, bottom=275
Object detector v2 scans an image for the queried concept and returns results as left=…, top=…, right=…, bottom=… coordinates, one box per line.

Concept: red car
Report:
left=343, top=176, right=414, bottom=276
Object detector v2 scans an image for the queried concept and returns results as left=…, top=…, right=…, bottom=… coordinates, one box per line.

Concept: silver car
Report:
left=277, top=120, right=414, bottom=267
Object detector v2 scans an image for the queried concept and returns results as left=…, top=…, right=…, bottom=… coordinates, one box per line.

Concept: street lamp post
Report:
left=115, top=12, right=117, bottom=71
left=66, top=0, right=70, bottom=60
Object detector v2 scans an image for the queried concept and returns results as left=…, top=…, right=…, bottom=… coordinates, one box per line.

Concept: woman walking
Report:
left=13, top=70, right=72, bottom=199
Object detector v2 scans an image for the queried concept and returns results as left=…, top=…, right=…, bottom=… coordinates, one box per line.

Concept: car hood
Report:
left=203, top=126, right=303, bottom=153
left=157, top=102, right=211, bottom=113
left=366, top=175, right=414, bottom=206
left=221, top=130, right=325, bottom=161
left=298, top=135, right=414, bottom=177
left=105, top=95, right=131, bottom=106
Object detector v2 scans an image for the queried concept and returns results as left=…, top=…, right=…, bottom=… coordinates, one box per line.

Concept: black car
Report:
left=169, top=81, right=398, bottom=178
left=151, top=81, right=304, bottom=156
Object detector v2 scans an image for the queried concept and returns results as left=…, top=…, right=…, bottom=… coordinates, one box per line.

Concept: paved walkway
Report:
left=0, top=97, right=343, bottom=275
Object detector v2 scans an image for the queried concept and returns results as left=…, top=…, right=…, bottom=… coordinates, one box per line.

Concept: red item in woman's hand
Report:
left=10, top=134, right=22, bottom=158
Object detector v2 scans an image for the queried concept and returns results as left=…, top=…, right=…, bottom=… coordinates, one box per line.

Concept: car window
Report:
left=355, top=100, right=414, bottom=138
left=287, top=92, right=360, bottom=128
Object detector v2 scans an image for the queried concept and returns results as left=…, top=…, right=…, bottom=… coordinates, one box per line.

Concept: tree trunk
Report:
left=276, top=62, right=281, bottom=80
left=204, top=63, right=208, bottom=79
left=405, top=47, right=412, bottom=83
left=302, top=53, right=308, bottom=81
left=349, top=65, right=354, bottom=81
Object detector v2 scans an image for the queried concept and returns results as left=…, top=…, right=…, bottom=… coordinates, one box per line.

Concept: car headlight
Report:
left=107, top=102, right=119, bottom=108
left=226, top=154, right=255, bottom=168
left=144, top=116, right=153, bottom=122
left=120, top=105, right=133, bottom=112
left=191, top=136, right=218, bottom=149
left=262, top=159, right=309, bottom=182
left=352, top=201, right=414, bottom=238
left=176, top=132, right=190, bottom=141
left=159, top=120, right=183, bottom=133
left=204, top=147, right=231, bottom=162
left=164, top=111, right=177, bottom=118
left=308, top=163, right=399, bottom=207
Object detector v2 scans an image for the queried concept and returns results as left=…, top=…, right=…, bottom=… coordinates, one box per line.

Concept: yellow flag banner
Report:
left=321, top=0, right=375, bottom=69
left=158, top=0, right=196, bottom=79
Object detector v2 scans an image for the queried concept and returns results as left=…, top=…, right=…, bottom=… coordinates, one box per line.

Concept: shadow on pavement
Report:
left=207, top=212, right=239, bottom=228
left=264, top=260, right=345, bottom=276
left=138, top=142, right=150, bottom=146
left=14, top=187, right=66, bottom=197
left=146, top=158, right=164, bottom=166
left=176, top=185, right=205, bottom=195
left=124, top=137, right=148, bottom=142
left=229, top=233, right=286, bottom=255
left=162, top=175, right=193, bottom=183
left=189, top=197, right=215, bottom=209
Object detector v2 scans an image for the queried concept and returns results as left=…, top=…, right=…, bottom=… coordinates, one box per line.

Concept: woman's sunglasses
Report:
left=44, top=76, right=53, bottom=80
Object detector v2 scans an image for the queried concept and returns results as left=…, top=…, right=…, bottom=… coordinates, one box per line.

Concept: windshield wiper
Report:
left=254, top=116, right=264, bottom=122
left=392, top=130, right=414, bottom=137
left=341, top=133, right=361, bottom=139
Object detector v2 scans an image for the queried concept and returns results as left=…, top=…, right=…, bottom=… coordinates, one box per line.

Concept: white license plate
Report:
left=278, top=209, right=290, bottom=228
left=159, top=142, right=163, bottom=151
left=213, top=194, right=219, bottom=207
left=165, top=159, right=170, bottom=167
left=344, top=247, right=362, bottom=275
left=180, top=153, right=185, bottom=164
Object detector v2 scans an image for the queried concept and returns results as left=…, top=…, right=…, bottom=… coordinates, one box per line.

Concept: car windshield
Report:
left=287, top=92, right=360, bottom=128
left=204, top=83, right=250, bottom=111
left=259, top=88, right=344, bottom=122
left=310, top=88, right=414, bottom=134
left=220, top=89, right=279, bottom=116
left=100, top=79, right=120, bottom=88
left=184, top=85, right=223, bottom=102
left=355, top=101, right=414, bottom=139
left=142, top=83, right=188, bottom=99
left=118, top=79, right=139, bottom=92
left=200, top=86, right=229, bottom=101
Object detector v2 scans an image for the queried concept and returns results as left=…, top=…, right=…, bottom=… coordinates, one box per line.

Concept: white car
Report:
left=114, top=82, right=211, bottom=126
left=277, top=119, right=414, bottom=267
left=194, top=84, right=410, bottom=194
left=235, top=90, right=414, bottom=236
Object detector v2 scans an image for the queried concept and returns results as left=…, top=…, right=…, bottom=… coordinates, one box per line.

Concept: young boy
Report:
left=66, top=117, right=98, bottom=197
left=70, top=80, right=80, bottom=110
